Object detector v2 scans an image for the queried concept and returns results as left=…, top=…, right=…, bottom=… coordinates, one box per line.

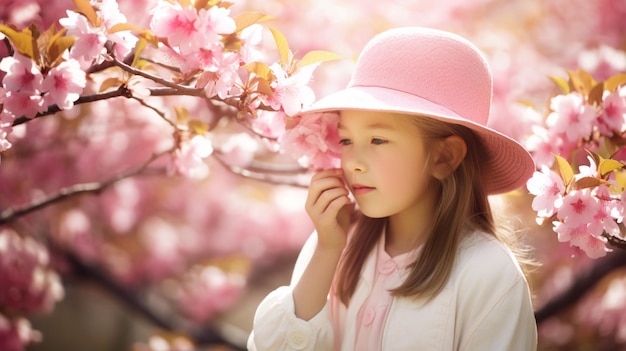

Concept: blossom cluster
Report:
left=525, top=68, right=626, bottom=258
left=0, top=228, right=63, bottom=350
left=0, top=0, right=336, bottom=174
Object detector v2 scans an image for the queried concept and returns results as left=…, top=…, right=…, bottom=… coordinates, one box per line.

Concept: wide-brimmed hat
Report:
left=299, top=27, right=535, bottom=194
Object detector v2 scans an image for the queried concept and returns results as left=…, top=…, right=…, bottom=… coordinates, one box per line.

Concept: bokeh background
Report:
left=2, top=0, right=626, bottom=350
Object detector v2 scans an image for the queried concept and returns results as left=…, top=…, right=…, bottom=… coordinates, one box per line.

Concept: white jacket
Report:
left=248, top=230, right=537, bottom=350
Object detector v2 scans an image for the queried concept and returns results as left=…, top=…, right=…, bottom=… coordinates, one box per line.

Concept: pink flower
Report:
left=557, top=189, right=598, bottom=227
left=239, top=24, right=264, bottom=62
left=0, top=314, right=41, bottom=351
left=42, top=58, right=86, bottom=109
left=546, top=92, right=597, bottom=143
left=264, top=64, right=317, bottom=117
left=0, top=53, right=43, bottom=93
left=552, top=221, right=609, bottom=258
left=2, top=91, right=45, bottom=119
left=252, top=110, right=287, bottom=140
left=149, top=2, right=199, bottom=53
left=198, top=52, right=242, bottom=99
left=174, top=265, right=245, bottom=323
left=193, top=6, right=236, bottom=49
left=0, top=229, right=64, bottom=314
left=597, top=87, right=626, bottom=136
left=527, top=165, right=565, bottom=219
left=59, top=10, right=107, bottom=63
left=280, top=112, right=341, bottom=170
left=170, top=135, right=213, bottom=178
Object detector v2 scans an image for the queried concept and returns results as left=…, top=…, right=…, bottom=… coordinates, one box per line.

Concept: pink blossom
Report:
left=252, top=110, right=287, bottom=140
left=59, top=10, right=108, bottom=63
left=280, top=112, right=341, bottom=170
left=557, top=189, right=599, bottom=227
left=149, top=2, right=199, bottom=53
left=219, top=133, right=259, bottom=168
left=0, top=229, right=64, bottom=314
left=527, top=165, right=566, bottom=219
left=0, top=53, right=43, bottom=93
left=239, top=24, right=264, bottom=62
left=264, top=63, right=318, bottom=116
left=42, top=58, right=86, bottom=109
left=192, top=6, right=236, bottom=50
left=174, top=265, right=245, bottom=323
left=198, top=52, right=242, bottom=99
left=552, top=221, right=609, bottom=258
left=170, top=135, right=213, bottom=178
left=0, top=314, right=41, bottom=351
left=546, top=92, right=597, bottom=143
left=2, top=91, right=46, bottom=119
left=596, top=87, right=626, bottom=136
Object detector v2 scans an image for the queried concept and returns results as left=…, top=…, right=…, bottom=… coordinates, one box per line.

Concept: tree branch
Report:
left=56, top=245, right=245, bottom=350
left=0, top=150, right=170, bottom=225
left=534, top=251, right=626, bottom=324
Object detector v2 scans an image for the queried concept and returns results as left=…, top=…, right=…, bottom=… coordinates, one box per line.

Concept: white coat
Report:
left=248, top=230, right=537, bottom=350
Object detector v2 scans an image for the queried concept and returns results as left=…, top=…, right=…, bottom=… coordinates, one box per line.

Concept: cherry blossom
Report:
left=557, top=189, right=599, bottom=228
left=59, top=10, right=108, bottom=64
left=0, top=314, right=41, bottom=351
left=0, top=53, right=43, bottom=93
left=170, top=135, right=214, bottom=178
left=280, top=112, right=341, bottom=170
left=42, top=58, right=86, bottom=110
left=264, top=63, right=318, bottom=117
left=545, top=92, right=597, bottom=143
left=527, top=165, right=566, bottom=219
left=596, top=87, right=626, bottom=136
left=0, top=229, right=64, bottom=313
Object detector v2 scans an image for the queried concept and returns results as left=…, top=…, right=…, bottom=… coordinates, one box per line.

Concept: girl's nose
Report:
left=342, top=151, right=367, bottom=173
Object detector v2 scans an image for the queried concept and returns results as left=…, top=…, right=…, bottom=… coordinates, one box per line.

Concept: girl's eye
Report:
left=339, top=138, right=352, bottom=145
left=371, top=138, right=387, bottom=145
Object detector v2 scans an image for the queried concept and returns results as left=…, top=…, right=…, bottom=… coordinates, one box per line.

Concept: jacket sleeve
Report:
left=247, top=233, right=334, bottom=351
left=459, top=275, right=537, bottom=351
left=456, top=236, right=538, bottom=351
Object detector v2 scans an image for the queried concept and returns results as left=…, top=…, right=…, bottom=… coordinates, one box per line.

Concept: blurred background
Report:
left=1, top=0, right=626, bottom=350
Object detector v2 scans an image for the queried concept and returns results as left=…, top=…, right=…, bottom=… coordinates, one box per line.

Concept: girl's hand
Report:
left=305, top=169, right=355, bottom=251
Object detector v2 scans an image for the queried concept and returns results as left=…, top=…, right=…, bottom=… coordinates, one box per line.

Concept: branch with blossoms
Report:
left=0, top=1, right=345, bottom=350
left=0, top=0, right=342, bottom=221
left=525, top=68, right=626, bottom=258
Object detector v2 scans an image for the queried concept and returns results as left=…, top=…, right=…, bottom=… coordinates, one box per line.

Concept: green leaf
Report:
left=269, top=27, right=289, bottom=65
left=549, top=75, right=570, bottom=95
left=554, top=154, right=574, bottom=187
left=0, top=25, right=36, bottom=60
left=234, top=12, right=273, bottom=32
left=299, top=50, right=342, bottom=67
left=72, top=0, right=100, bottom=27
left=599, top=158, right=624, bottom=177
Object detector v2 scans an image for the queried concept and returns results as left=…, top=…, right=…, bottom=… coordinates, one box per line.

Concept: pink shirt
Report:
left=354, top=235, right=420, bottom=350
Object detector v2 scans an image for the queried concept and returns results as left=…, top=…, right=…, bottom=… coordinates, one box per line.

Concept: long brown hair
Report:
left=334, top=116, right=531, bottom=304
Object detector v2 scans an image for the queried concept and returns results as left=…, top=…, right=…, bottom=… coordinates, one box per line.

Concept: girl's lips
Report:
left=352, top=183, right=375, bottom=195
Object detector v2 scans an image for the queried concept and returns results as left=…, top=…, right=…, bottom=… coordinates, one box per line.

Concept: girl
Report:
left=248, top=27, right=537, bottom=350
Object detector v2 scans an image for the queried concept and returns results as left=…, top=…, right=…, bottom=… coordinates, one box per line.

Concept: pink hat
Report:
left=299, top=27, right=535, bottom=194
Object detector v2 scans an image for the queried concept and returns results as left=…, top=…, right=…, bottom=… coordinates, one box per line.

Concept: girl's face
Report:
left=338, top=110, right=440, bottom=220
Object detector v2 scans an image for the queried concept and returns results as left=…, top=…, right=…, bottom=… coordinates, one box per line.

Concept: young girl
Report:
left=248, top=27, right=538, bottom=350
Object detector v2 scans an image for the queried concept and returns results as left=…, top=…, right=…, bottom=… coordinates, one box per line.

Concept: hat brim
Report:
left=299, top=86, right=535, bottom=194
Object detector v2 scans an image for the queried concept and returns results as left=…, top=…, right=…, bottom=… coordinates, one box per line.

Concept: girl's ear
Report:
left=431, top=135, right=467, bottom=180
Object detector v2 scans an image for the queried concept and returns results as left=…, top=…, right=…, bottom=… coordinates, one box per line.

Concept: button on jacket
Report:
left=248, top=230, right=538, bottom=351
